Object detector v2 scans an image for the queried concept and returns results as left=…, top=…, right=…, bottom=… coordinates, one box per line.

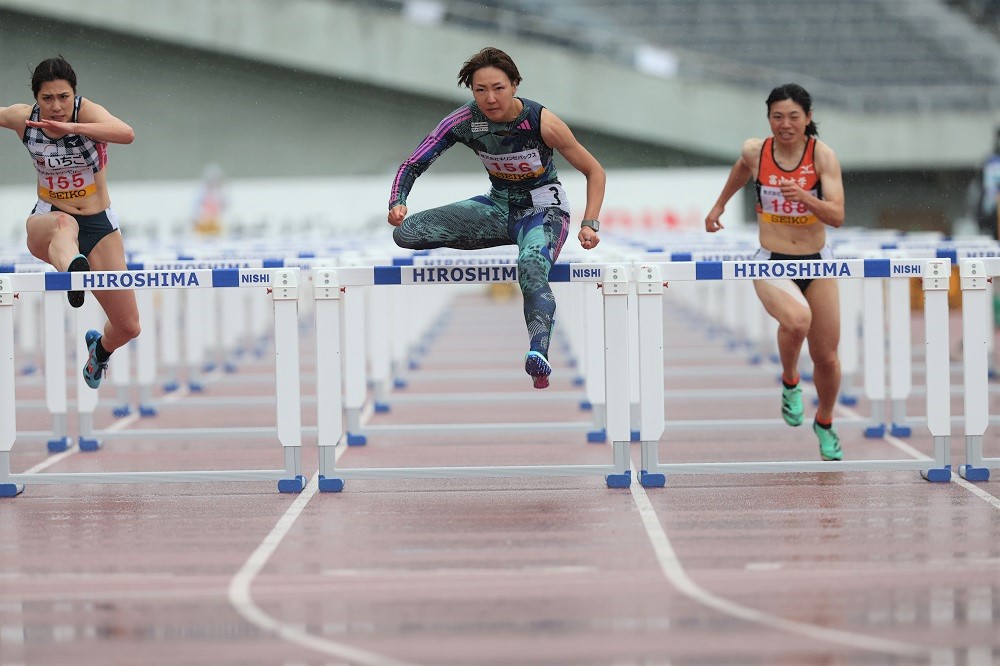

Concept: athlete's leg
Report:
left=804, top=279, right=841, bottom=423
left=393, top=197, right=509, bottom=251
left=754, top=279, right=811, bottom=385
left=25, top=211, right=80, bottom=270
left=87, top=231, right=140, bottom=353
left=513, top=207, right=570, bottom=357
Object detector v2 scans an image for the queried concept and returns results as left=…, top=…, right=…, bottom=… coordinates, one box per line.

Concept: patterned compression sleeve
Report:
left=388, top=106, right=471, bottom=209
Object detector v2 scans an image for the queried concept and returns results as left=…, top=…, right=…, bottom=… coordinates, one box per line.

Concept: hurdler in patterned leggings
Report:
left=393, top=189, right=570, bottom=358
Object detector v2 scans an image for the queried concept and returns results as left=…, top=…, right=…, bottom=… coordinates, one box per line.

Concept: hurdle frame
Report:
left=958, top=258, right=996, bottom=481
left=312, top=263, right=633, bottom=492
left=0, top=267, right=305, bottom=497
left=635, top=258, right=954, bottom=486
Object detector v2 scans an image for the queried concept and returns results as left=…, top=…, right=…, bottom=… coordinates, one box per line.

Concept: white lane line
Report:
left=628, top=473, right=930, bottom=658
left=835, top=404, right=1000, bottom=512
left=227, top=405, right=417, bottom=666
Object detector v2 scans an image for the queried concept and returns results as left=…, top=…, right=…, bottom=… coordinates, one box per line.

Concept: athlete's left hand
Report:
left=579, top=227, right=600, bottom=250
left=25, top=118, right=72, bottom=138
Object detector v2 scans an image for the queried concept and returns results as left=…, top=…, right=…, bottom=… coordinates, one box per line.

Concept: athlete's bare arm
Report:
left=779, top=140, right=844, bottom=228
left=0, top=104, right=31, bottom=133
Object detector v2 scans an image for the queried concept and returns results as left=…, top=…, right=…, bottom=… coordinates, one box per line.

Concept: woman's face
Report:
left=767, top=98, right=811, bottom=146
left=35, top=80, right=74, bottom=122
left=471, top=67, right=518, bottom=122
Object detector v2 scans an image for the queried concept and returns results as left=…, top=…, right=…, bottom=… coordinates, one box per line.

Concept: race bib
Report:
left=758, top=184, right=818, bottom=225
left=478, top=148, right=545, bottom=182
left=37, top=169, right=97, bottom=201
left=529, top=183, right=570, bottom=213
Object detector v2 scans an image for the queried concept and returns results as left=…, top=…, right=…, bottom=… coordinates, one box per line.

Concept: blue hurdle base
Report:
left=78, top=436, right=102, bottom=452
left=318, top=475, right=345, bottom=493
left=639, top=470, right=666, bottom=488
left=587, top=429, right=607, bottom=444
left=277, top=475, right=306, bottom=494
left=393, top=378, right=408, bottom=389
left=921, top=465, right=951, bottom=483
left=113, top=404, right=132, bottom=418
left=139, top=404, right=158, bottom=417
left=47, top=437, right=72, bottom=454
left=839, top=393, right=858, bottom=406
left=864, top=424, right=886, bottom=438
left=630, top=431, right=640, bottom=442
left=188, top=382, right=205, bottom=393
left=579, top=400, right=592, bottom=411
left=346, top=432, right=367, bottom=446
left=958, top=465, right=990, bottom=482
left=162, top=380, right=180, bottom=393
left=605, top=471, right=631, bottom=488
left=0, top=483, right=25, bottom=497
left=374, top=402, right=391, bottom=413
left=890, top=423, right=912, bottom=438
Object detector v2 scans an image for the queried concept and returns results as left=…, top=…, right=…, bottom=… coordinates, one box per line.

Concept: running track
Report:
left=2, top=288, right=999, bottom=665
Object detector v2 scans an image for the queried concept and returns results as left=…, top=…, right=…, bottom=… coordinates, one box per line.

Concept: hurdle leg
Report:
left=343, top=285, right=367, bottom=446
left=602, top=266, right=632, bottom=488
left=314, top=269, right=346, bottom=492
left=958, top=259, right=991, bottom=481
left=862, top=278, right=887, bottom=438
left=920, top=260, right=952, bottom=482
left=635, top=265, right=666, bottom=488
left=43, top=292, right=71, bottom=452
left=0, top=277, right=24, bottom=497
left=272, top=271, right=305, bottom=493
left=583, top=282, right=607, bottom=442
left=159, top=288, right=181, bottom=392
left=887, top=276, right=912, bottom=437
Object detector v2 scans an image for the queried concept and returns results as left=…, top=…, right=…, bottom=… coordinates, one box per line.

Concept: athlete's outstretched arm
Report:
left=540, top=108, right=605, bottom=249
left=705, top=139, right=759, bottom=232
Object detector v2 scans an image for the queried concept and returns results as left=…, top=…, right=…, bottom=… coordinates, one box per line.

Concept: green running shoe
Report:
left=813, top=421, right=843, bottom=461
left=781, top=384, right=803, bottom=426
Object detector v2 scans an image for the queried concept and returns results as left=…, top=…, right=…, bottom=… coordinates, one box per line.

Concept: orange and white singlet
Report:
left=755, top=136, right=821, bottom=226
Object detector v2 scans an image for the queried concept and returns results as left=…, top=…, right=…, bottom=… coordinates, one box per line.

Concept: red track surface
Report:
left=2, top=290, right=999, bottom=665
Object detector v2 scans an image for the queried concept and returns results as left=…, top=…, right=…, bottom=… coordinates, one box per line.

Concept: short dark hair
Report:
left=766, top=83, right=818, bottom=137
left=31, top=56, right=77, bottom=97
left=457, top=47, right=521, bottom=89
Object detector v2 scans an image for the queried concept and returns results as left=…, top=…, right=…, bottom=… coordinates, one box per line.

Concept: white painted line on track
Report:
left=627, top=466, right=933, bottom=658
left=227, top=404, right=418, bottom=666
left=836, top=404, right=1000, bottom=512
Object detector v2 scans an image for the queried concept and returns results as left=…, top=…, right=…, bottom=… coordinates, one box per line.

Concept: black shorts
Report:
left=30, top=201, right=120, bottom=257
left=759, top=250, right=824, bottom=294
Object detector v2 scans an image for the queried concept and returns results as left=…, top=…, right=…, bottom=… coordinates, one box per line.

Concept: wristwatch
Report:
left=581, top=219, right=600, bottom=232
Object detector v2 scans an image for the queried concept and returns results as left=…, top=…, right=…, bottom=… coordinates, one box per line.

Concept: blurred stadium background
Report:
left=1, top=0, right=998, bottom=240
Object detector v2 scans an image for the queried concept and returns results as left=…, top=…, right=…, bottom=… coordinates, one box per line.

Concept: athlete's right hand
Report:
left=704, top=206, right=724, bottom=233
left=388, top=205, right=407, bottom=227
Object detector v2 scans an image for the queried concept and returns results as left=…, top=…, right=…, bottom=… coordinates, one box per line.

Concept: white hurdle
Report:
left=0, top=266, right=305, bottom=497
left=312, top=262, right=633, bottom=492
left=634, top=258, right=954, bottom=486
left=959, top=257, right=997, bottom=482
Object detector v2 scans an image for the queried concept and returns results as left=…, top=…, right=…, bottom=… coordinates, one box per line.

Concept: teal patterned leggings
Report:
left=393, top=192, right=570, bottom=356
